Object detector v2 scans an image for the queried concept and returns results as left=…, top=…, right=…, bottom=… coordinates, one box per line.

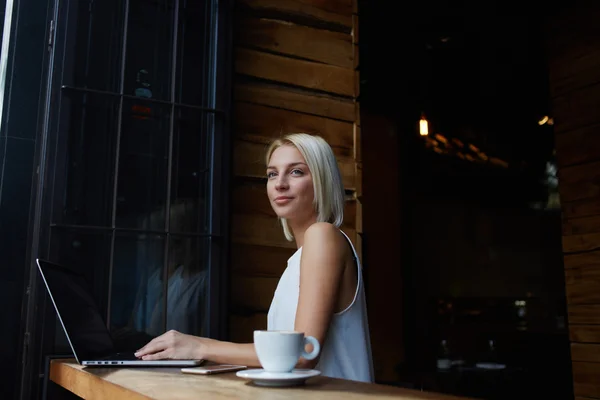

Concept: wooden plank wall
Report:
left=547, top=5, right=600, bottom=399
left=229, top=0, right=361, bottom=345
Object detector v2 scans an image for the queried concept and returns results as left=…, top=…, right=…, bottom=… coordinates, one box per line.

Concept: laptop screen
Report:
left=37, top=259, right=114, bottom=362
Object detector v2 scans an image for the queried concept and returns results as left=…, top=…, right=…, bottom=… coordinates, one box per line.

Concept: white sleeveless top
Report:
left=267, top=231, right=374, bottom=382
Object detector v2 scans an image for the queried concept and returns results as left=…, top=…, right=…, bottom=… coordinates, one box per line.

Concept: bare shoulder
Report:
left=303, top=222, right=347, bottom=255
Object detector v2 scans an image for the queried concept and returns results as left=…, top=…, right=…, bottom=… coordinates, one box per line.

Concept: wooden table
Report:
left=50, top=359, right=473, bottom=399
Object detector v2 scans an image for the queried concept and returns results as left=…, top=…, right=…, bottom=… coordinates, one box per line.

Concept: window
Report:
left=40, top=0, right=230, bottom=345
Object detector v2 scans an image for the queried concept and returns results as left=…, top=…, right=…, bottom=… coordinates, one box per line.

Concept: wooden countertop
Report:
left=50, top=359, right=473, bottom=400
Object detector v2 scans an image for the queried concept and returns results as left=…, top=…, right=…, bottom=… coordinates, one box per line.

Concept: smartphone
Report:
left=181, top=364, right=247, bottom=375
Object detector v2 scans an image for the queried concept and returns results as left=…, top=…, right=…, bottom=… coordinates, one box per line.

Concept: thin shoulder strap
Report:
left=338, top=230, right=359, bottom=266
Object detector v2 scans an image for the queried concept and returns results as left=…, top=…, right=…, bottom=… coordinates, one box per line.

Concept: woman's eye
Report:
left=291, top=169, right=303, bottom=176
left=267, top=172, right=276, bottom=179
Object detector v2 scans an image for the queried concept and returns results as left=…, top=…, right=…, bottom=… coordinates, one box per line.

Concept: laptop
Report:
left=36, top=258, right=202, bottom=367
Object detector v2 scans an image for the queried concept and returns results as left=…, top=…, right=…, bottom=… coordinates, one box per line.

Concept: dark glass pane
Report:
left=64, top=0, right=126, bottom=92
left=165, top=235, right=209, bottom=336
left=53, top=92, right=119, bottom=226
left=170, top=108, right=214, bottom=234
left=175, top=0, right=214, bottom=107
left=49, top=227, right=112, bottom=319
left=111, top=232, right=165, bottom=338
left=123, top=0, right=175, bottom=102
left=116, top=98, right=170, bottom=229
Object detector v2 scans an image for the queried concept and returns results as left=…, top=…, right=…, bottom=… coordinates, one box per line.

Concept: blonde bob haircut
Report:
left=265, top=133, right=345, bottom=241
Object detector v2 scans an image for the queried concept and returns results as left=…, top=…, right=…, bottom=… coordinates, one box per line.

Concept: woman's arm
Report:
left=294, top=222, right=347, bottom=369
left=134, top=330, right=262, bottom=367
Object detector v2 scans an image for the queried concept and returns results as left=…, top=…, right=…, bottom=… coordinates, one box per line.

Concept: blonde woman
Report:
left=135, top=133, right=374, bottom=382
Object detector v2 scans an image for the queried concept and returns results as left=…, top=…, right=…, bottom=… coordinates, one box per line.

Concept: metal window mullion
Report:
left=162, top=0, right=180, bottom=334
left=107, top=0, right=130, bottom=328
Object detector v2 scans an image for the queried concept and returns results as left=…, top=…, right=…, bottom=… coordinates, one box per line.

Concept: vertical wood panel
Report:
left=230, top=0, right=361, bottom=356
left=549, top=5, right=600, bottom=399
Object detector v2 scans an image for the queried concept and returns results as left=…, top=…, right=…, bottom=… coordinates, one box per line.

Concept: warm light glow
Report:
left=538, top=116, right=554, bottom=126
left=419, top=116, right=429, bottom=136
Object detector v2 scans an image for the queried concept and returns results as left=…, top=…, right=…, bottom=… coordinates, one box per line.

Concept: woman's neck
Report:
left=289, top=215, right=318, bottom=248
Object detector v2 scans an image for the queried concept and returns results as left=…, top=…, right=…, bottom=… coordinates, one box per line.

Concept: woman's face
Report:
left=266, top=145, right=316, bottom=222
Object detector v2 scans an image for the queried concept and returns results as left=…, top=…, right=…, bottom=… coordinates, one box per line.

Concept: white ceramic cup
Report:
left=254, top=330, right=320, bottom=373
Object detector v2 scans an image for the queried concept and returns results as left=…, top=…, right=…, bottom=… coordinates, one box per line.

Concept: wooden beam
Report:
left=570, top=325, right=600, bottom=343
left=229, top=313, right=268, bottom=343
left=231, top=273, right=280, bottom=312
left=354, top=123, right=361, bottom=162
left=569, top=305, right=600, bottom=324
left=555, top=123, right=600, bottom=167
left=231, top=243, right=294, bottom=277
left=233, top=102, right=354, bottom=157
left=238, top=0, right=352, bottom=28
left=231, top=213, right=295, bottom=249
left=234, top=82, right=355, bottom=122
left=565, top=277, right=600, bottom=306
left=352, top=14, right=358, bottom=44
left=235, top=48, right=355, bottom=96
left=237, top=17, right=353, bottom=68
left=559, top=159, right=600, bottom=185
left=573, top=361, right=600, bottom=398
left=564, top=249, right=600, bottom=269
left=563, top=215, right=600, bottom=236
left=233, top=139, right=356, bottom=189
left=563, top=232, right=600, bottom=253
left=563, top=197, right=600, bottom=220
left=560, top=181, right=600, bottom=203
left=571, top=343, right=600, bottom=362
left=552, top=82, right=600, bottom=134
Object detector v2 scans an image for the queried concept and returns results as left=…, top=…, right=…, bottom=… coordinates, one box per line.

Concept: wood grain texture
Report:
left=237, top=17, right=353, bottom=68
left=563, top=215, right=600, bottom=236
left=235, top=82, right=356, bottom=121
left=552, top=83, right=600, bottom=134
left=238, top=0, right=353, bottom=28
left=229, top=313, right=268, bottom=343
left=564, top=250, right=600, bottom=269
left=50, top=359, right=473, bottom=400
left=232, top=213, right=295, bottom=249
left=563, top=233, right=600, bottom=253
left=573, top=361, right=600, bottom=398
left=555, top=124, right=600, bottom=167
left=236, top=48, right=355, bottom=96
left=571, top=343, right=600, bottom=362
left=570, top=325, right=600, bottom=343
left=569, top=305, right=600, bottom=324
left=231, top=243, right=294, bottom=276
left=233, top=102, right=354, bottom=156
left=231, top=273, right=280, bottom=312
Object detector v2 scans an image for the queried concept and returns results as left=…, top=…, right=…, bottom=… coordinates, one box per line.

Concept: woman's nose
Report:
left=275, top=176, right=289, bottom=190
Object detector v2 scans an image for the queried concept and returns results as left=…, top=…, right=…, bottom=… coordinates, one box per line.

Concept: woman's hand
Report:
left=134, top=330, right=211, bottom=360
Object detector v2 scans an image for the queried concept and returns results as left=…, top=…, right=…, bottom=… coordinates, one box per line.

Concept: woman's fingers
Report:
left=135, top=338, right=166, bottom=357
left=141, top=350, right=170, bottom=361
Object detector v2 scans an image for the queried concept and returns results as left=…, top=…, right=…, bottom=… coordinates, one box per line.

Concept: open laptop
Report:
left=36, top=258, right=202, bottom=367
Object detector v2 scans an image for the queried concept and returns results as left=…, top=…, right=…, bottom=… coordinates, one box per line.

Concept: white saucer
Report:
left=236, top=368, right=321, bottom=387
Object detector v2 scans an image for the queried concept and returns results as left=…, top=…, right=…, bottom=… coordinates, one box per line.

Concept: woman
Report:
left=135, top=133, right=374, bottom=382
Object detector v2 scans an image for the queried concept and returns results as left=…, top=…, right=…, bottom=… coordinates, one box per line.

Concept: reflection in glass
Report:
left=165, top=235, right=209, bottom=336
left=116, top=99, right=170, bottom=229
left=124, top=0, right=175, bottom=101
left=65, top=0, right=126, bottom=92
left=54, top=93, right=119, bottom=227
left=176, top=1, right=214, bottom=107
left=49, top=228, right=112, bottom=317
left=111, top=232, right=165, bottom=336
left=170, top=109, right=214, bottom=234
